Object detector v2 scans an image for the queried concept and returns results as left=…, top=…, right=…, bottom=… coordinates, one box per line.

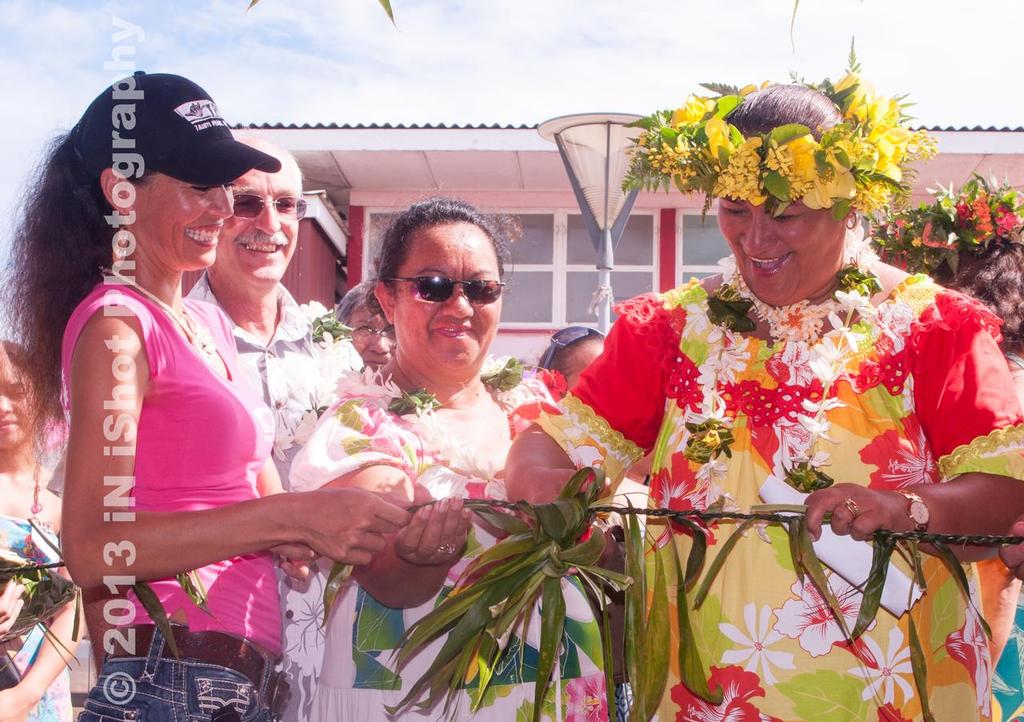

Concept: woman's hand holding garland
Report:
left=1001, top=516, right=1024, bottom=581
left=389, top=468, right=1024, bottom=722
left=805, top=483, right=918, bottom=541
left=0, top=581, right=25, bottom=638
left=393, top=488, right=472, bottom=567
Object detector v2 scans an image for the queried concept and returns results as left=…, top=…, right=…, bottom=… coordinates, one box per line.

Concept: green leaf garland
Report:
left=366, top=469, right=1015, bottom=721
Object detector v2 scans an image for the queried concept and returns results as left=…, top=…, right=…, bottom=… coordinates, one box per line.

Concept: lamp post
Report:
left=538, top=113, right=641, bottom=334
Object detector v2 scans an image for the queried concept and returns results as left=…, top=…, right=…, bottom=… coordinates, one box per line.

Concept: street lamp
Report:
left=538, top=113, right=641, bottom=334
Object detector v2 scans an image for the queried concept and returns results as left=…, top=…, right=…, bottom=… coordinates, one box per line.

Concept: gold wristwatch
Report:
left=895, top=490, right=930, bottom=532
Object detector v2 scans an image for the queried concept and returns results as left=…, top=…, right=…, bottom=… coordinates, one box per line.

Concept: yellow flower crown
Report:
left=624, top=63, right=937, bottom=219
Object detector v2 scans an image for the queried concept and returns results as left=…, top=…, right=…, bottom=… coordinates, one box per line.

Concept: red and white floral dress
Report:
left=537, top=275, right=1024, bottom=722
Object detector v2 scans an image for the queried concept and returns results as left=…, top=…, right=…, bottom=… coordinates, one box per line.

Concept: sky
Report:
left=2, top=0, right=1023, bottom=309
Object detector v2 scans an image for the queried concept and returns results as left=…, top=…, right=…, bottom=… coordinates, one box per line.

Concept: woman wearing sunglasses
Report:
left=289, top=197, right=607, bottom=720
left=5, top=72, right=409, bottom=721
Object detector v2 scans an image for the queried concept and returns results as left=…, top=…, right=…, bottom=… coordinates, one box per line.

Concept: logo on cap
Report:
left=173, top=100, right=226, bottom=132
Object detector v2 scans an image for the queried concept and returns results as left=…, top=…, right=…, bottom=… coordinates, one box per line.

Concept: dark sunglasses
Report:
left=233, top=194, right=308, bottom=220
left=538, top=325, right=605, bottom=369
left=387, top=276, right=505, bottom=305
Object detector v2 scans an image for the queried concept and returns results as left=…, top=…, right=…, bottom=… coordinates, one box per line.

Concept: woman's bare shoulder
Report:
left=70, top=310, right=147, bottom=375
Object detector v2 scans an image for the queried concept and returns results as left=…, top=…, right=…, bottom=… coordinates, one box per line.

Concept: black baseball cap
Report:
left=72, top=71, right=281, bottom=186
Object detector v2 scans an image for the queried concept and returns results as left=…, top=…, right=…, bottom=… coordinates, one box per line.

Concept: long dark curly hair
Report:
left=936, top=243, right=1024, bottom=356
left=3, top=131, right=119, bottom=439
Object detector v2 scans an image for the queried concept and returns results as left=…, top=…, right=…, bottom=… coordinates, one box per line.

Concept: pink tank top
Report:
left=62, top=283, right=281, bottom=655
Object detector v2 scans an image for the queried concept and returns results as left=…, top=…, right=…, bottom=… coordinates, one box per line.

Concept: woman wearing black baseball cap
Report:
left=5, top=72, right=410, bottom=721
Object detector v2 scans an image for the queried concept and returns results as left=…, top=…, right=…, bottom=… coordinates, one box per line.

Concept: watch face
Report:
left=909, top=501, right=929, bottom=525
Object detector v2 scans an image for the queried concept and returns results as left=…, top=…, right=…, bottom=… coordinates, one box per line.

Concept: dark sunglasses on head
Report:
left=233, top=194, right=308, bottom=220
left=538, top=325, right=605, bottom=369
left=386, top=276, right=505, bottom=305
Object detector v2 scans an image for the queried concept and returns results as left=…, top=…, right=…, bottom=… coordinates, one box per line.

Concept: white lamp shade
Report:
left=539, top=113, right=641, bottom=230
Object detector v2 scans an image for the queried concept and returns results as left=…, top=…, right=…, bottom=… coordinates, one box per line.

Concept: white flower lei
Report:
left=273, top=302, right=361, bottom=459
left=299, top=357, right=534, bottom=498
left=686, top=227, right=881, bottom=492
left=722, top=228, right=880, bottom=344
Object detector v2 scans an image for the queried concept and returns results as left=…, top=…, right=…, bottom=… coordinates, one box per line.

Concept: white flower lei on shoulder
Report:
left=300, top=356, right=536, bottom=495
left=273, top=302, right=360, bottom=460
left=686, top=227, right=882, bottom=493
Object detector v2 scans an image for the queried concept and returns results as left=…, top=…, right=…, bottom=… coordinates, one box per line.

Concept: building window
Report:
left=364, top=209, right=658, bottom=329
left=505, top=211, right=657, bottom=328
left=502, top=214, right=556, bottom=323
left=679, top=213, right=729, bottom=282
left=564, top=213, right=654, bottom=324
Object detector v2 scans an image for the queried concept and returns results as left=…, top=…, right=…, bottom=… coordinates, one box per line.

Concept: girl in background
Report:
left=0, top=342, right=78, bottom=722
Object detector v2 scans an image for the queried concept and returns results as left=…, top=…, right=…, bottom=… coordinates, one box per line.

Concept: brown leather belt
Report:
left=108, top=625, right=289, bottom=717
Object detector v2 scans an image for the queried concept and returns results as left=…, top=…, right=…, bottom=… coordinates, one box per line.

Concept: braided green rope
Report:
left=441, top=498, right=1024, bottom=546
left=379, top=467, right=1024, bottom=722
left=0, top=561, right=65, bottom=575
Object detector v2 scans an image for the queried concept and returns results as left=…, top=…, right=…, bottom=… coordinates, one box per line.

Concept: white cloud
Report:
left=2, top=0, right=1024, bottom=307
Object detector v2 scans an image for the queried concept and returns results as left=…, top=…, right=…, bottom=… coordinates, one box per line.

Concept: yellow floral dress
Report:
left=537, top=275, right=1024, bottom=722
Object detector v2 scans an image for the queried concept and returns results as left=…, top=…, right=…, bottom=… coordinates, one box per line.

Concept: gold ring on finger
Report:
left=437, top=543, right=457, bottom=555
left=842, top=497, right=861, bottom=518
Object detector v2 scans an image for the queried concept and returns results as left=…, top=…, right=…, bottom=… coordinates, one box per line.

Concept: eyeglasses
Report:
left=232, top=194, right=308, bottom=220
left=352, top=324, right=396, bottom=343
left=538, top=325, right=605, bottom=369
left=386, top=276, right=505, bottom=305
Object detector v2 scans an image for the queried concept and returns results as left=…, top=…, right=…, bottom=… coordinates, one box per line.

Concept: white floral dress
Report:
left=289, top=369, right=609, bottom=721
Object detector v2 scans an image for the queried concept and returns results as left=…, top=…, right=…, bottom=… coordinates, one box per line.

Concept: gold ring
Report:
left=437, top=543, right=457, bottom=555
left=842, top=497, right=861, bottom=518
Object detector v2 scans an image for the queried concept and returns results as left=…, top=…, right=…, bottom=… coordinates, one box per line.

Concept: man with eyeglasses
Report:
left=187, top=135, right=361, bottom=722
left=336, top=279, right=396, bottom=370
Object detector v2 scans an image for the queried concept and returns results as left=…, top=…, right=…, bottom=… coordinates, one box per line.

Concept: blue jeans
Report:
left=78, top=631, right=275, bottom=722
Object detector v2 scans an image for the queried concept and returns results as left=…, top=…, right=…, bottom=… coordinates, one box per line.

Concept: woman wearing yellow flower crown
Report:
left=506, top=67, right=1024, bottom=722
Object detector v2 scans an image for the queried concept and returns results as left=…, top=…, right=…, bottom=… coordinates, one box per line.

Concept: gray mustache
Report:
left=237, top=230, right=288, bottom=247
